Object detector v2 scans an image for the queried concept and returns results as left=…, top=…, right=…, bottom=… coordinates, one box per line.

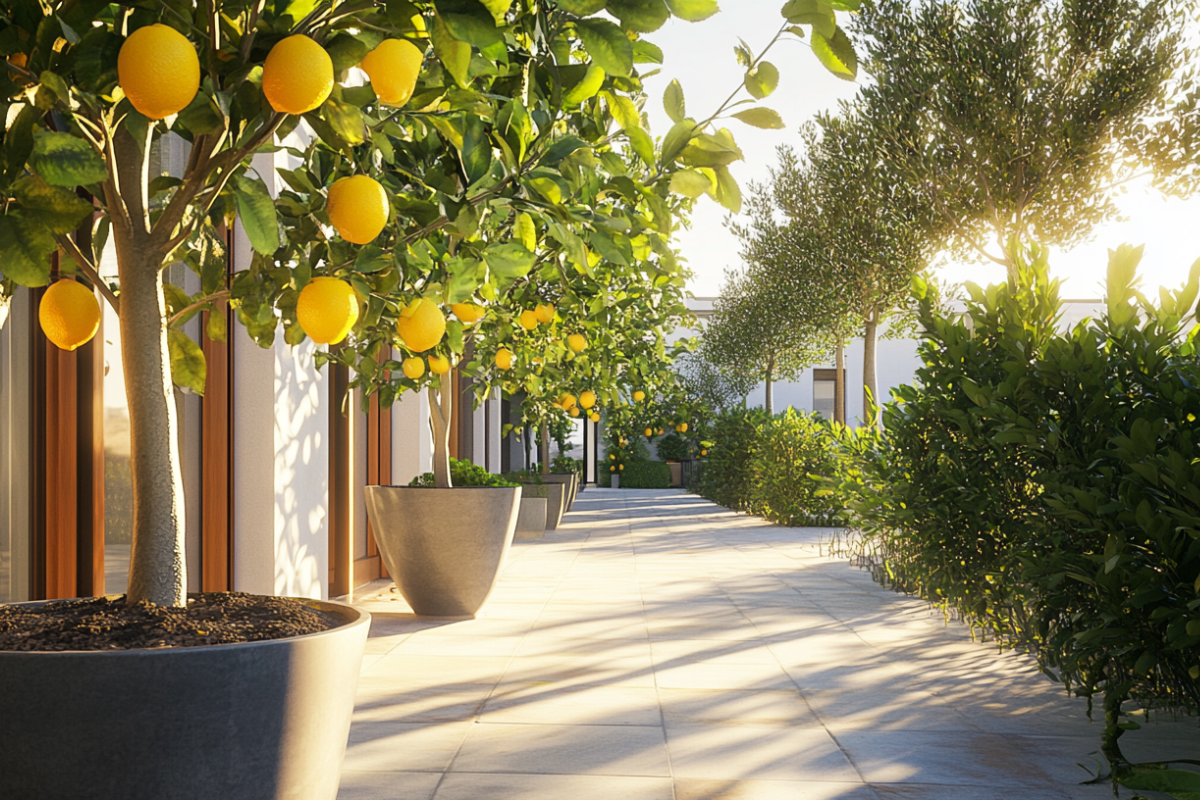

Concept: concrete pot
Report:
left=668, top=461, right=682, bottom=488
left=537, top=482, right=566, bottom=530
left=542, top=473, right=576, bottom=512
left=364, top=485, right=520, bottom=617
left=613, top=474, right=620, bottom=489
left=0, top=598, right=368, bottom=800
left=514, top=496, right=547, bottom=541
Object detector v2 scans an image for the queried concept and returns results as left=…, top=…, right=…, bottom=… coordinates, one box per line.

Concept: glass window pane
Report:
left=0, top=292, right=32, bottom=602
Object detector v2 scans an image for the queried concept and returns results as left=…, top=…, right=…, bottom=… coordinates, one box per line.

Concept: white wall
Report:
left=391, top=385, right=432, bottom=486
left=232, top=150, right=330, bottom=600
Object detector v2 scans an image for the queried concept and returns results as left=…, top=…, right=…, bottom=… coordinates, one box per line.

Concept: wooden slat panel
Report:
left=200, top=226, right=235, bottom=592
left=44, top=343, right=77, bottom=599
left=328, top=364, right=351, bottom=597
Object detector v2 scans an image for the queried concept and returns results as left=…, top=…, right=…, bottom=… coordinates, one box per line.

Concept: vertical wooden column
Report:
left=200, top=227, right=235, bottom=591
left=362, top=358, right=389, bottom=584
left=328, top=363, right=352, bottom=597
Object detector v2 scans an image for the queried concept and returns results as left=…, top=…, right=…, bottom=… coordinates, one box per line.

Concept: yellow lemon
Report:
left=609, top=454, right=616, bottom=460
left=567, top=333, right=587, bottom=352
left=657, top=428, right=664, bottom=436
left=645, top=428, right=653, bottom=437
left=560, top=392, right=577, bottom=409
left=263, top=35, right=333, bottom=115
left=361, top=39, right=424, bottom=106
left=632, top=390, right=646, bottom=402
left=569, top=406, right=580, bottom=417
left=396, top=298, right=445, bottom=352
left=428, top=354, right=451, bottom=374
left=296, top=277, right=359, bottom=344
left=578, top=390, right=596, bottom=409
left=495, top=348, right=514, bottom=370
left=39, top=279, right=100, bottom=351
left=402, top=356, right=425, bottom=379
left=610, top=465, right=616, bottom=472
left=701, top=449, right=708, bottom=456
left=676, top=422, right=689, bottom=433
left=590, top=413, right=601, bottom=423
left=618, top=464, right=624, bottom=471
left=520, top=309, right=539, bottom=331
left=118, top=24, right=199, bottom=119
left=534, top=303, right=555, bottom=324
left=452, top=302, right=485, bottom=324
left=327, top=175, right=389, bottom=244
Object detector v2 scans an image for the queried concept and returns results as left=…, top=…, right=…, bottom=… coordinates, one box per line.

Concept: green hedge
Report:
left=835, top=248, right=1200, bottom=783
left=596, top=460, right=671, bottom=489
left=693, top=408, right=845, bottom=526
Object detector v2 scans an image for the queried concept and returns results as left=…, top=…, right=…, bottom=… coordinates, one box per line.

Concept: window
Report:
left=813, top=368, right=844, bottom=421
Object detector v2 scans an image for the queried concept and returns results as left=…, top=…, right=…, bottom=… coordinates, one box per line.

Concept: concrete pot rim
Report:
left=0, top=597, right=369, bottom=657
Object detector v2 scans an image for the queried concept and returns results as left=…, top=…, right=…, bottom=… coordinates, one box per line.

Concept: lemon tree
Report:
left=0, top=0, right=863, bottom=603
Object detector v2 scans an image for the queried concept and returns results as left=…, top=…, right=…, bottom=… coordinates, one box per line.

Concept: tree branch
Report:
left=56, top=234, right=120, bottom=313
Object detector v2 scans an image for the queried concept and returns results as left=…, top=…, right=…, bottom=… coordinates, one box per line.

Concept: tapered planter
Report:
left=0, top=598, right=369, bottom=800
left=514, top=496, right=548, bottom=541
left=537, top=481, right=567, bottom=530
left=364, top=485, right=521, bottom=617
left=541, top=473, right=577, bottom=512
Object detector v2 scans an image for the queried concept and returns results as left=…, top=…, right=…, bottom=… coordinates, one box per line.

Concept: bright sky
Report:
left=643, top=2, right=1200, bottom=300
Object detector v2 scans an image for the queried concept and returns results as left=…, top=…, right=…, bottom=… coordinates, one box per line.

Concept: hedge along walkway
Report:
left=339, top=488, right=1198, bottom=800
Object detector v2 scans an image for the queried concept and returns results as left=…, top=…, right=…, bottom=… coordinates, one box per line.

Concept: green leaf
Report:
left=605, top=91, right=642, bottom=131
left=743, top=61, right=779, bottom=99
left=543, top=135, right=590, bottom=165
left=325, top=32, right=370, bottom=72
left=633, top=40, right=664, bottom=64
left=661, top=118, right=697, bottom=165
left=460, top=114, right=493, bottom=184
left=1120, top=770, right=1200, bottom=795
left=354, top=245, right=392, bottom=273
left=321, top=98, right=366, bottom=145
left=669, top=168, right=714, bottom=199
left=432, top=14, right=472, bottom=87
left=496, top=99, right=533, bottom=163
left=12, top=176, right=94, bottom=235
left=712, top=164, right=742, bottom=212
left=485, top=242, right=535, bottom=286
left=666, top=0, right=720, bottom=21
left=176, top=91, right=224, bottom=135
left=557, top=0, right=606, bottom=14
left=732, top=107, right=785, bottom=129
left=168, top=329, right=207, bottom=396
left=605, top=0, right=669, bottom=32
left=781, top=0, right=836, bottom=37
left=29, top=132, right=107, bottom=187
left=441, top=12, right=504, bottom=50
left=627, top=127, right=656, bottom=166
left=0, top=213, right=55, bottom=287
left=205, top=309, right=227, bottom=343
left=562, top=63, right=606, bottom=107
left=576, top=18, right=634, bottom=77
left=664, top=79, right=685, bottom=124
left=515, top=212, right=538, bottom=252
left=477, top=0, right=514, bottom=25
left=528, top=177, right=563, bottom=204
left=232, top=174, right=282, bottom=255
left=811, top=26, right=857, bottom=81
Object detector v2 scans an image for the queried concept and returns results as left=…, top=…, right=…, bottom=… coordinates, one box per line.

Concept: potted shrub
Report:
left=656, top=432, right=692, bottom=487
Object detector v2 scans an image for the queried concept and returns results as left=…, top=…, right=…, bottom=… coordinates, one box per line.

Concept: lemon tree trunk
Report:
left=540, top=425, right=550, bottom=474
left=863, top=312, right=879, bottom=427
left=834, top=341, right=846, bottom=425
left=109, top=127, right=187, bottom=608
left=764, top=356, right=774, bottom=416
left=428, top=382, right=453, bottom=489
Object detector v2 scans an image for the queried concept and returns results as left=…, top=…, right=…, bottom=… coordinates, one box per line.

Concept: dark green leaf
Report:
left=460, top=114, right=493, bottom=184
left=432, top=14, right=473, bottom=87
left=543, top=135, right=589, bottom=165
left=484, top=242, right=535, bottom=286
left=232, top=174, right=282, bottom=255
left=0, top=213, right=54, bottom=287
left=442, top=12, right=504, bottom=50
left=12, top=176, right=94, bottom=235
left=29, top=132, right=107, bottom=187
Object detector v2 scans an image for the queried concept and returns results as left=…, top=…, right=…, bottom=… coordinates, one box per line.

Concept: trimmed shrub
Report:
left=411, top=458, right=518, bottom=488
left=596, top=460, right=671, bottom=489
left=655, top=432, right=691, bottom=462
left=752, top=410, right=843, bottom=526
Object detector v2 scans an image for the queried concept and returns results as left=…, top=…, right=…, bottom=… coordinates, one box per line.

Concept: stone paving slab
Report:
left=339, top=488, right=1198, bottom=800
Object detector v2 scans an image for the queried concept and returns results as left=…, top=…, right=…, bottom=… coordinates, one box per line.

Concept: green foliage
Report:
left=655, top=432, right=691, bottom=462
left=597, top=460, right=671, bottom=489
left=835, top=244, right=1200, bottom=781
left=551, top=455, right=584, bottom=479
left=503, top=470, right=543, bottom=485
left=694, top=407, right=845, bottom=525
left=411, top=458, right=518, bottom=488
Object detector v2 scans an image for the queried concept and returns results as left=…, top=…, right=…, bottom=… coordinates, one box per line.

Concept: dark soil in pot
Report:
left=0, top=592, right=338, bottom=651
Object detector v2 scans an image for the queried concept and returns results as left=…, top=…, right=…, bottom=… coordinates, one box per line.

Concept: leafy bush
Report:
left=411, top=458, right=519, bottom=488
left=503, top=470, right=543, bottom=485
left=836, top=246, right=1200, bottom=783
left=656, top=432, right=691, bottom=462
left=692, top=407, right=845, bottom=524
left=552, top=455, right=584, bottom=479
left=596, top=460, right=671, bottom=489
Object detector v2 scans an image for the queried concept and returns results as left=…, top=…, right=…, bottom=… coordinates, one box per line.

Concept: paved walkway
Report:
left=339, top=488, right=1197, bottom=800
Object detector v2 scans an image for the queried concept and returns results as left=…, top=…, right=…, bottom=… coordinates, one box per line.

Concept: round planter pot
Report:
left=364, top=485, right=520, bottom=617
left=0, top=598, right=369, bottom=800
left=541, top=473, right=576, bottom=512
left=536, top=481, right=567, bottom=530
left=514, top=496, right=548, bottom=541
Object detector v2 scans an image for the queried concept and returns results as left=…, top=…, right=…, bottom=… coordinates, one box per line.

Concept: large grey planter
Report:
left=514, top=496, right=548, bottom=541
left=541, top=473, right=576, bottom=512
left=364, top=485, right=520, bottom=617
left=541, top=481, right=567, bottom=529
left=0, top=598, right=368, bottom=800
